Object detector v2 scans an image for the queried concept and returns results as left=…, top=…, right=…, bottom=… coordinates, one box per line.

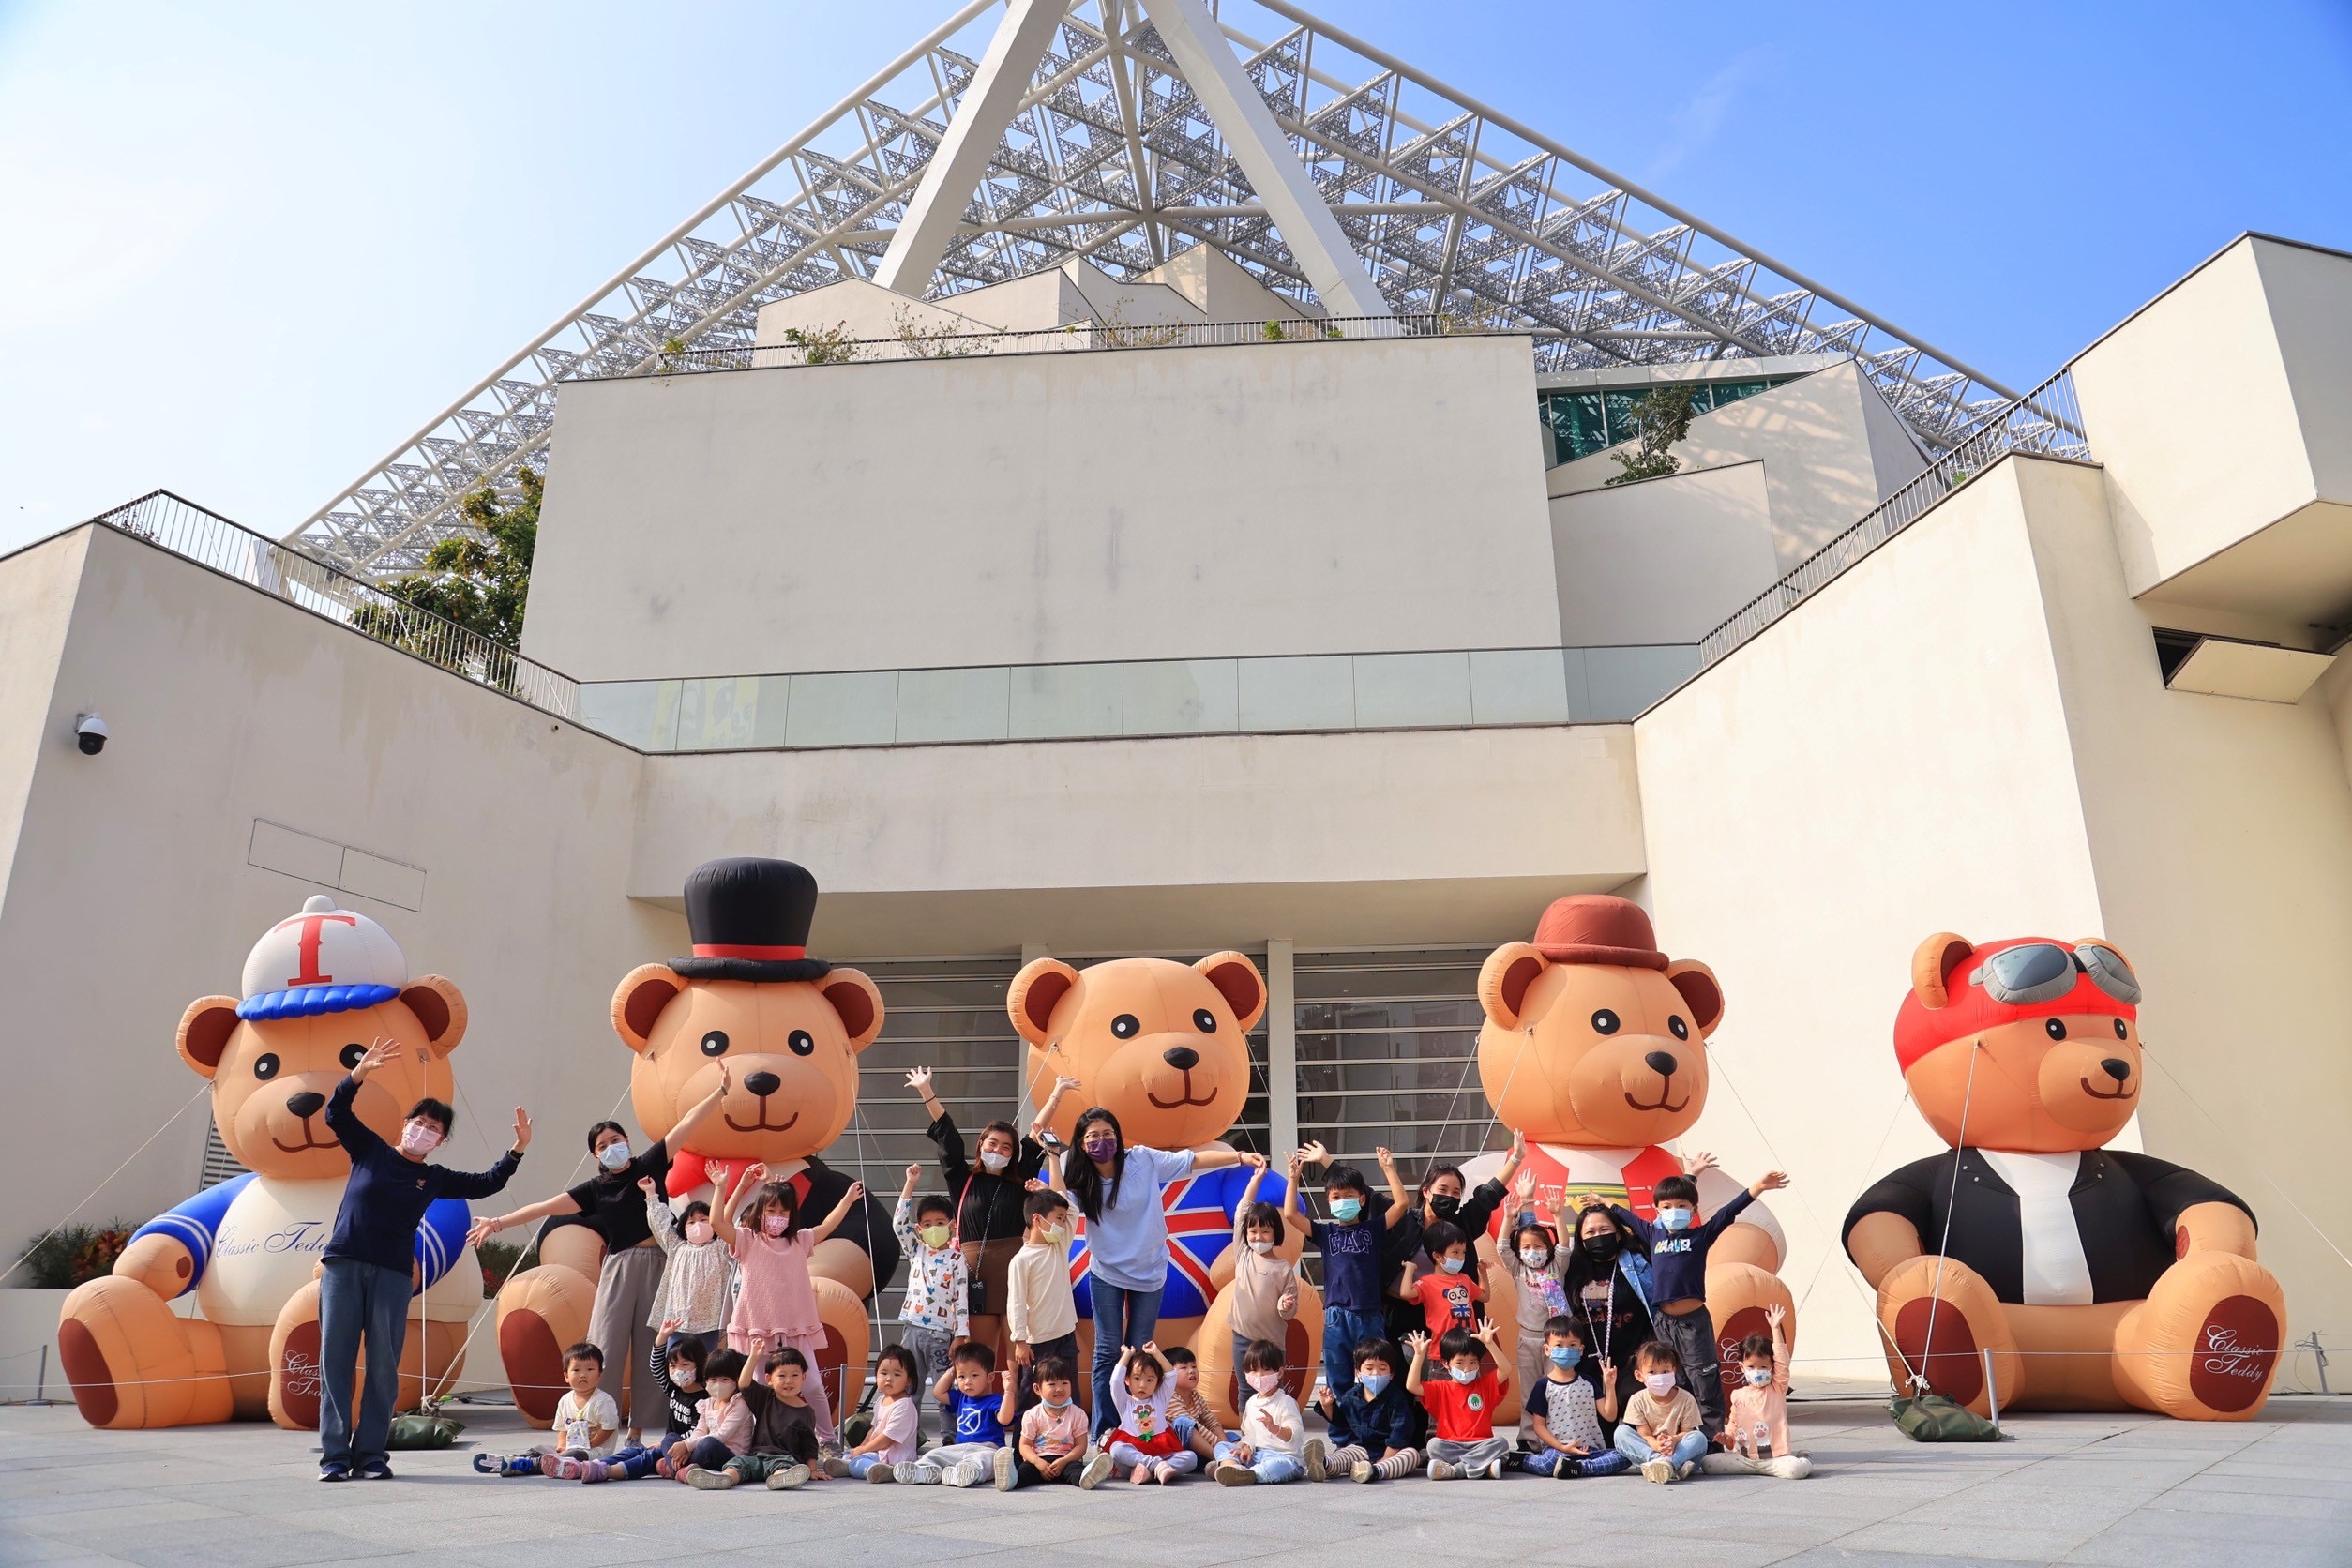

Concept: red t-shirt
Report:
left=1410, top=1273, right=1484, bottom=1337
left=1421, top=1369, right=1502, bottom=1442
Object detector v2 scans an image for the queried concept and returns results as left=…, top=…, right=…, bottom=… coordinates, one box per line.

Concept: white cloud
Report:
left=1641, top=49, right=1779, bottom=183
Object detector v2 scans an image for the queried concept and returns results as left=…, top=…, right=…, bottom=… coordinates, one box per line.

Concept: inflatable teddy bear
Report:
left=492, top=858, right=897, bottom=1424
left=1007, top=951, right=1320, bottom=1424
left=1843, top=932, right=2283, bottom=1420
left=58, top=896, right=482, bottom=1429
left=1464, top=896, right=1793, bottom=1401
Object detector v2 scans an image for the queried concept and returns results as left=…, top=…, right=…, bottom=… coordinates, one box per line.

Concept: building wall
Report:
left=0, top=528, right=88, bottom=924
left=1548, top=460, right=1778, bottom=645
left=524, top=334, right=1562, bottom=681
left=0, top=526, right=671, bottom=1244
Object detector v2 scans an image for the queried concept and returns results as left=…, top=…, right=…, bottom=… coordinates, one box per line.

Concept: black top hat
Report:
left=670, top=857, right=834, bottom=983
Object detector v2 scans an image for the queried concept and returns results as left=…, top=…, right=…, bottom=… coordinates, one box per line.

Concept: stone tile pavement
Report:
left=0, top=1395, right=2345, bottom=1567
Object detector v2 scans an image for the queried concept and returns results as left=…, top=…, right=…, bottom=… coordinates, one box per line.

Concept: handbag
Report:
left=1889, top=1395, right=2000, bottom=1441
left=386, top=1411, right=465, bottom=1449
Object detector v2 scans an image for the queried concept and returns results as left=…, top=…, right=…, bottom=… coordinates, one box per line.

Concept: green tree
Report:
left=353, top=467, right=538, bottom=683
left=1603, top=383, right=1697, bottom=486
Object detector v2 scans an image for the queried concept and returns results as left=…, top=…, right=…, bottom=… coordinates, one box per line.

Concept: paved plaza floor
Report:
left=0, top=1395, right=2344, bottom=1567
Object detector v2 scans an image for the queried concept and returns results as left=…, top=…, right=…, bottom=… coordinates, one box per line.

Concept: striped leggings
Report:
left=1320, top=1444, right=1421, bottom=1480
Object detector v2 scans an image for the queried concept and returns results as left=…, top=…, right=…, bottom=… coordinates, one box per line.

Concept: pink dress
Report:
left=729, top=1227, right=822, bottom=1347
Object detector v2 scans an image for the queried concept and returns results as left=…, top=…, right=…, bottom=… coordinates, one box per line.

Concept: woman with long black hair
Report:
left=1560, top=1200, right=1658, bottom=1414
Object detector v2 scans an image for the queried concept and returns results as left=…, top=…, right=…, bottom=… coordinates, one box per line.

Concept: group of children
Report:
left=473, top=1108, right=1811, bottom=1491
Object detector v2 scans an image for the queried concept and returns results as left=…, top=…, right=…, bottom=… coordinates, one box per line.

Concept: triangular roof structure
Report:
left=295, top=0, right=2017, bottom=576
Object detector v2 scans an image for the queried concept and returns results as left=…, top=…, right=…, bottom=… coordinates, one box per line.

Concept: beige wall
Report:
left=1549, top=460, right=1778, bottom=645
left=0, top=529, right=88, bottom=925
left=526, top=333, right=1562, bottom=680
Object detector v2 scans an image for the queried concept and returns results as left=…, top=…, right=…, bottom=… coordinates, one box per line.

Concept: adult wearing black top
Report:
left=905, top=1065, right=1079, bottom=1363
left=1560, top=1202, right=1655, bottom=1412
left=1383, top=1133, right=1527, bottom=1346
left=320, top=1039, right=528, bottom=1481
left=469, top=1063, right=734, bottom=1446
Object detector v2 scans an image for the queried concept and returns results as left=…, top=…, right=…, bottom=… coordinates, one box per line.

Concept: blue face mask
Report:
left=1439, top=1256, right=1465, bottom=1274
left=1329, top=1196, right=1362, bottom=1223
left=1657, top=1206, right=1694, bottom=1232
left=1357, top=1371, right=1390, bottom=1398
left=1448, top=1364, right=1480, bottom=1384
left=1547, top=1346, right=1582, bottom=1369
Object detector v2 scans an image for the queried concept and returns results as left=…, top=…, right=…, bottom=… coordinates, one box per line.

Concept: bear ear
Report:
left=1665, top=959, right=1726, bottom=1037
left=176, top=997, right=243, bottom=1079
left=1195, top=952, right=1265, bottom=1033
left=1911, top=934, right=1975, bottom=1011
left=612, top=963, right=686, bottom=1053
left=402, top=976, right=468, bottom=1057
left=820, top=969, right=885, bottom=1052
left=1008, top=957, right=1080, bottom=1047
left=1478, top=942, right=1548, bottom=1030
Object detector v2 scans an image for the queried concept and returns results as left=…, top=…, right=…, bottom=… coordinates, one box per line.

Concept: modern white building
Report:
left=4, top=0, right=2347, bottom=1395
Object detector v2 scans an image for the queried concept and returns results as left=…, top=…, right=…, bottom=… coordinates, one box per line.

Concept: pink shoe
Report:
left=550, top=1456, right=584, bottom=1480
left=655, top=1457, right=675, bottom=1479
left=536, top=1455, right=563, bottom=1478
left=579, top=1461, right=611, bottom=1484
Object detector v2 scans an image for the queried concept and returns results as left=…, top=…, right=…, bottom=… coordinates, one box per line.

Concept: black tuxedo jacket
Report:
left=1841, top=1147, right=2251, bottom=1304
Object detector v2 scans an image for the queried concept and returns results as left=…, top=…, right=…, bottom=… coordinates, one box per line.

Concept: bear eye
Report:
left=253, top=1053, right=280, bottom=1080
left=1111, top=1014, right=1139, bottom=1039
left=2113, top=1018, right=2127, bottom=1039
left=2045, top=1018, right=2068, bottom=1040
left=788, top=1030, right=815, bottom=1057
left=1192, top=1009, right=1217, bottom=1033
left=1590, top=1010, right=1620, bottom=1035
left=1667, top=1017, right=1688, bottom=1041
left=701, top=1031, right=730, bottom=1057
left=340, top=1042, right=366, bottom=1070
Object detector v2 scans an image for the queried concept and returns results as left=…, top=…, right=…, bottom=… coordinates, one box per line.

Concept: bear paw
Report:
left=1877, top=1254, right=2019, bottom=1415
left=2115, top=1251, right=2284, bottom=1420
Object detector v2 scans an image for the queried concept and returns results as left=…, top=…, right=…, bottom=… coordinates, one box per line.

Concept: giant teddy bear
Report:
left=1007, top=950, right=1320, bottom=1425
left=59, top=896, right=482, bottom=1429
left=492, top=858, right=898, bottom=1425
left=1843, top=932, right=2283, bottom=1420
left=1463, top=896, right=1793, bottom=1404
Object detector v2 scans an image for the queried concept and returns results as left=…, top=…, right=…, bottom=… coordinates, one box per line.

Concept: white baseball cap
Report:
left=236, top=894, right=408, bottom=1021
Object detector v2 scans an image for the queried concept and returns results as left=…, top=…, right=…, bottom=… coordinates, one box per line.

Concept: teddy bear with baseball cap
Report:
left=57, top=896, right=482, bottom=1429
left=1843, top=931, right=2284, bottom=1420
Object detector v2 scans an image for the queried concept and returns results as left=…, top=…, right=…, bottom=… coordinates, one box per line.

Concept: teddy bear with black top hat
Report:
left=491, top=858, right=898, bottom=1424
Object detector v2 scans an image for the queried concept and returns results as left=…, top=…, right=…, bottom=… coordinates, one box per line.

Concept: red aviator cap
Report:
left=1893, top=934, right=2140, bottom=1073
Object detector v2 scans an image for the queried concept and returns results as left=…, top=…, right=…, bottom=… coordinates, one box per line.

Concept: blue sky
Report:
left=1, top=0, right=2346, bottom=556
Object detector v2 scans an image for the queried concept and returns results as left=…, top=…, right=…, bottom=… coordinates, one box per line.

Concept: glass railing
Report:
left=578, top=645, right=1698, bottom=753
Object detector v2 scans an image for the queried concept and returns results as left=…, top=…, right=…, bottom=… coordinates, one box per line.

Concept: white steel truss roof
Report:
left=294, top=0, right=2019, bottom=577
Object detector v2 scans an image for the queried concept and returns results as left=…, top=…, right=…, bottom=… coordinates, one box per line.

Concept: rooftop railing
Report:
left=1696, top=369, right=2091, bottom=667
left=90, top=490, right=582, bottom=717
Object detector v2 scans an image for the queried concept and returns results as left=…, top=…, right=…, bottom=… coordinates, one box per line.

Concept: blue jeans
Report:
left=1526, top=1445, right=1632, bottom=1477
left=1615, top=1425, right=1710, bottom=1470
left=1321, top=1306, right=1386, bottom=1400
left=1214, top=1440, right=1303, bottom=1483
left=318, top=1259, right=412, bottom=1472
left=848, top=1453, right=888, bottom=1478
left=1089, top=1281, right=1163, bottom=1437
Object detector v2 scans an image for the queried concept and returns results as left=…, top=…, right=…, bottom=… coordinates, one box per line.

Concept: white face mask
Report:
left=597, top=1140, right=631, bottom=1171
left=1744, top=1365, right=1773, bottom=1387
left=1519, top=1248, right=1550, bottom=1270
left=1244, top=1370, right=1282, bottom=1395
left=979, top=1149, right=1011, bottom=1173
left=398, top=1123, right=442, bottom=1157
left=1247, top=1239, right=1275, bottom=1256
left=685, top=1220, right=715, bottom=1245
left=1643, top=1371, right=1680, bottom=1398
left=707, top=1380, right=736, bottom=1401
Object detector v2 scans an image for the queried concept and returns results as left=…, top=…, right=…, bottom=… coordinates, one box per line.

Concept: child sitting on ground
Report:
left=1006, top=1189, right=1080, bottom=1412
left=1615, top=1338, right=1710, bottom=1482
left=897, top=1341, right=1018, bottom=1487
left=1314, top=1337, right=1423, bottom=1483
left=1523, top=1316, right=1627, bottom=1477
left=1228, top=1166, right=1299, bottom=1380
left=1399, top=1220, right=1486, bottom=1340
left=1011, top=1357, right=1092, bottom=1490
left=641, top=1175, right=729, bottom=1354
left=1704, top=1304, right=1810, bottom=1478
left=893, top=1162, right=969, bottom=1440
left=1407, top=1320, right=1512, bottom=1480
left=824, top=1344, right=921, bottom=1481
left=475, top=1341, right=620, bottom=1477
left=1211, top=1338, right=1319, bottom=1485
left=1160, top=1344, right=1223, bottom=1467
left=686, top=1347, right=820, bottom=1489
left=583, top=1329, right=707, bottom=1481
left=671, top=1349, right=754, bottom=1483
left=1097, top=1341, right=1197, bottom=1485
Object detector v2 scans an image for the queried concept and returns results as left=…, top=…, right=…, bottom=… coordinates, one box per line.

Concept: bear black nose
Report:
left=2099, top=1058, right=2131, bottom=1084
left=285, top=1091, right=326, bottom=1119
left=1162, top=1046, right=1199, bottom=1072
left=745, top=1071, right=781, bottom=1097
left=1643, top=1051, right=1678, bottom=1078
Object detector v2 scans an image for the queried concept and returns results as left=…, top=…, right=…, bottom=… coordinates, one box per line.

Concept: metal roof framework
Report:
left=294, top=0, right=2018, bottom=577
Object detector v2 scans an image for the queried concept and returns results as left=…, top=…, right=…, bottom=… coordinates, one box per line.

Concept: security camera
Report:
left=74, top=713, right=108, bottom=756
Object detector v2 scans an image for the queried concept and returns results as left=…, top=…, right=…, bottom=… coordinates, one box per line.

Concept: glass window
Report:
left=1352, top=651, right=1472, bottom=729
left=1238, top=655, right=1354, bottom=731
left=674, top=675, right=761, bottom=750
left=896, top=666, right=1010, bottom=744
left=576, top=680, right=671, bottom=749
left=782, top=671, right=899, bottom=747
left=1602, top=388, right=1645, bottom=447
left=1009, top=664, right=1124, bottom=740
left=1123, top=659, right=1239, bottom=735
left=750, top=674, right=792, bottom=747
left=1468, top=649, right=1570, bottom=725
left=1582, top=645, right=1701, bottom=720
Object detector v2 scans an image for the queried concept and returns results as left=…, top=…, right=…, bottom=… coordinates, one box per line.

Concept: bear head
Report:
left=1473, top=896, right=1724, bottom=1149
left=1008, top=953, right=1266, bottom=1150
left=1896, top=931, right=2143, bottom=1152
left=611, top=967, right=885, bottom=1163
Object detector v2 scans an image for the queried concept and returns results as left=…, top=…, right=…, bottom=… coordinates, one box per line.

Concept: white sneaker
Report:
left=1675, top=1459, right=1697, bottom=1481
left=685, top=1466, right=738, bottom=1490
left=867, top=1461, right=897, bottom=1484
left=1078, top=1453, right=1114, bottom=1490
left=764, top=1463, right=809, bottom=1490
left=992, top=1447, right=1017, bottom=1491
left=1213, top=1460, right=1257, bottom=1486
left=894, top=1461, right=933, bottom=1485
left=1641, top=1456, right=1673, bottom=1484
left=1350, top=1460, right=1376, bottom=1484
left=1769, top=1455, right=1814, bottom=1480
left=1303, top=1438, right=1325, bottom=1482
left=1485, top=1457, right=1508, bottom=1480
left=1426, top=1459, right=1462, bottom=1481
left=821, top=1456, right=853, bottom=1479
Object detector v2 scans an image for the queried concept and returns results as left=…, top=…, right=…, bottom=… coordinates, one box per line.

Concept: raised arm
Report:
left=931, top=1363, right=957, bottom=1403
left=893, top=1164, right=922, bottom=1251
left=664, top=1061, right=736, bottom=1154
left=1232, top=1163, right=1267, bottom=1245
left=465, top=1189, right=580, bottom=1249
left=807, top=1181, right=868, bottom=1245
left=1476, top=1316, right=1509, bottom=1397
left=994, top=1368, right=1018, bottom=1426
left=713, top=1162, right=766, bottom=1245
left=1402, top=1330, right=1431, bottom=1395
left=1280, top=1149, right=1311, bottom=1234
left=642, top=1177, right=680, bottom=1252
left=1033, top=1074, right=1081, bottom=1134
left=1376, top=1147, right=1410, bottom=1229
left=328, top=1039, right=403, bottom=1156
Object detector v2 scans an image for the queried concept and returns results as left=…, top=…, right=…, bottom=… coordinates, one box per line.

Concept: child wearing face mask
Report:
left=715, top=1161, right=868, bottom=1447
left=1228, top=1168, right=1300, bottom=1384
left=1606, top=1158, right=1788, bottom=1437
left=1096, top=1342, right=1198, bottom=1485
left=1212, top=1339, right=1316, bottom=1485
left=1408, top=1321, right=1513, bottom=1480
left=586, top=1330, right=708, bottom=1481
left=671, top=1348, right=755, bottom=1481
left=1314, top=1337, right=1423, bottom=1482
left=687, top=1348, right=822, bottom=1489
left=641, top=1178, right=729, bottom=1356
left=1522, top=1317, right=1629, bottom=1477
left=893, top=1162, right=970, bottom=1440
left=1703, top=1304, right=1810, bottom=1478
left=1500, top=1179, right=1573, bottom=1442
left=1285, top=1143, right=1410, bottom=1410
left=1615, top=1339, right=1710, bottom=1482
left=1398, top=1221, right=1487, bottom=1340
left=1007, top=1190, right=1081, bottom=1412
left=1010, top=1358, right=1092, bottom=1489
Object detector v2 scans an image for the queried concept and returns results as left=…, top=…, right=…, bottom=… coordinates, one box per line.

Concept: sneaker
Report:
left=1304, top=1438, right=1326, bottom=1483
left=1484, top=1457, right=1507, bottom=1480
left=818, top=1439, right=846, bottom=1463
left=1769, top=1455, right=1814, bottom=1480
left=1213, top=1460, right=1257, bottom=1486
left=1552, top=1455, right=1576, bottom=1480
left=895, top=1461, right=933, bottom=1485
left=319, top=1466, right=351, bottom=1483
left=764, top=1463, right=810, bottom=1490
left=469, top=1454, right=500, bottom=1475
left=1426, top=1459, right=1461, bottom=1481
left=1349, top=1460, right=1375, bottom=1484
left=551, top=1456, right=585, bottom=1481
left=1675, top=1459, right=1697, bottom=1481
left=356, top=1460, right=394, bottom=1481
left=867, top=1461, right=897, bottom=1484
left=1640, top=1456, right=1673, bottom=1484
left=685, top=1466, right=740, bottom=1490
left=943, top=1461, right=986, bottom=1488
left=578, top=1462, right=609, bottom=1485
left=1151, top=1462, right=1182, bottom=1485
left=536, top=1455, right=563, bottom=1478
left=1078, top=1452, right=1114, bottom=1490
left=821, top=1456, right=854, bottom=1479
left=655, top=1456, right=676, bottom=1479
left=993, top=1447, right=1018, bottom=1492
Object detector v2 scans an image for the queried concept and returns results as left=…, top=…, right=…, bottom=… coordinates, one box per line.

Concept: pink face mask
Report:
left=761, top=1214, right=789, bottom=1238
left=1245, top=1370, right=1282, bottom=1395
left=685, top=1221, right=715, bottom=1245
left=397, top=1123, right=442, bottom=1157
